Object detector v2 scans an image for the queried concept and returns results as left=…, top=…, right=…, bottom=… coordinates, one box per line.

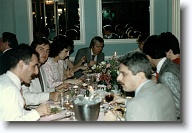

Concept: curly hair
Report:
left=49, top=35, right=72, bottom=57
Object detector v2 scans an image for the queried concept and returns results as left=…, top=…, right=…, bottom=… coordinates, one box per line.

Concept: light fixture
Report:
left=45, top=0, right=54, bottom=5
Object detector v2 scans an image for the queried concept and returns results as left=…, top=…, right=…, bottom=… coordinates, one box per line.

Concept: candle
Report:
left=114, top=52, right=116, bottom=57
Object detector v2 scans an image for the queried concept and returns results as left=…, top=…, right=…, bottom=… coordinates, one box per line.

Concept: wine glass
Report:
left=105, top=91, right=114, bottom=110
left=63, top=93, right=73, bottom=112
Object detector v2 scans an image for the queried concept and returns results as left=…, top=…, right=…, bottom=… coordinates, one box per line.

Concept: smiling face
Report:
left=20, top=54, right=39, bottom=84
left=117, top=63, right=140, bottom=92
left=35, top=44, right=50, bottom=65
left=92, top=42, right=104, bottom=55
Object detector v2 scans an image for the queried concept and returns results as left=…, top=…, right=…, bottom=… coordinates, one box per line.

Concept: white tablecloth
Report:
left=39, top=101, right=105, bottom=121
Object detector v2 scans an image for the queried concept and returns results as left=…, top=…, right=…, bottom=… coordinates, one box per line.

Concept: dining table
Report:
left=38, top=73, right=125, bottom=121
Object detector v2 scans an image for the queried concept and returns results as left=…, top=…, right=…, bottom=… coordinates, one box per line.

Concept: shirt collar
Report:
left=3, top=48, right=11, bottom=53
left=156, top=57, right=166, bottom=73
left=91, top=49, right=97, bottom=57
left=6, top=71, right=21, bottom=89
left=135, top=80, right=151, bottom=97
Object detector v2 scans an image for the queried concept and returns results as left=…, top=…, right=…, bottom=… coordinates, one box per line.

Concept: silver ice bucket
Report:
left=73, top=96, right=101, bottom=121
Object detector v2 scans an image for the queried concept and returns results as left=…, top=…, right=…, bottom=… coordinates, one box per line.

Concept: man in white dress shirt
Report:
left=22, top=38, right=68, bottom=106
left=0, top=44, right=51, bottom=121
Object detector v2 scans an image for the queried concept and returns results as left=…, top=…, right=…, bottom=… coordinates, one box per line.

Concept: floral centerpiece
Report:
left=91, top=53, right=119, bottom=91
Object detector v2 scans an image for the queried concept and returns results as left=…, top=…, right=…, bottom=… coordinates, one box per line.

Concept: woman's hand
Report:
left=63, top=79, right=83, bottom=85
left=80, top=56, right=86, bottom=63
left=64, top=68, right=74, bottom=79
left=55, top=83, right=69, bottom=91
left=80, top=66, right=88, bottom=70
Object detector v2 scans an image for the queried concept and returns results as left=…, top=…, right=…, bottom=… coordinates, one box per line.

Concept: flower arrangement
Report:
left=91, top=54, right=119, bottom=91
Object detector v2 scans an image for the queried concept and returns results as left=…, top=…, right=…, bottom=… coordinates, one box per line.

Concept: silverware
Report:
left=50, top=114, right=73, bottom=121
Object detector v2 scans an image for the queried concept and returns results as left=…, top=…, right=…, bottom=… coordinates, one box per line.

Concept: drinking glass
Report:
left=105, top=91, right=114, bottom=103
left=63, top=94, right=73, bottom=111
left=105, top=91, right=114, bottom=110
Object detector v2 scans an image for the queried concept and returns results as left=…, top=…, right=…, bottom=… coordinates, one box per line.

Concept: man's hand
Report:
left=104, top=110, right=117, bottom=121
left=35, top=103, right=51, bottom=116
left=88, top=61, right=96, bottom=67
left=49, top=91, right=60, bottom=101
left=110, top=94, right=126, bottom=104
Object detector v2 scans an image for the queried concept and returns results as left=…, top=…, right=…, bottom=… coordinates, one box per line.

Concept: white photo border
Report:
left=0, top=0, right=191, bottom=132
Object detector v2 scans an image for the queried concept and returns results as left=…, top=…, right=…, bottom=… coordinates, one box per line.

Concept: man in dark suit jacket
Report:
left=74, top=36, right=105, bottom=78
left=104, top=51, right=177, bottom=121
left=143, top=34, right=180, bottom=120
left=0, top=32, right=18, bottom=75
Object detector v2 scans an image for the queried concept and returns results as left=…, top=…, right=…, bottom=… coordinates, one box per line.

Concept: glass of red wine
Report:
left=105, top=91, right=114, bottom=103
left=104, top=91, right=115, bottom=110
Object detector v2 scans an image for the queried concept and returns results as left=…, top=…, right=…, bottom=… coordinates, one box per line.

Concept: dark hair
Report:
left=115, top=24, right=124, bottom=31
left=66, top=29, right=78, bottom=40
left=89, top=36, right=104, bottom=48
left=103, top=25, right=113, bottom=32
left=49, top=35, right=71, bottom=57
left=143, top=35, right=166, bottom=59
left=2, top=32, right=18, bottom=49
left=159, top=32, right=180, bottom=54
left=118, top=51, right=152, bottom=79
left=30, top=37, right=50, bottom=51
left=137, top=33, right=149, bottom=43
left=5, top=44, right=38, bottom=70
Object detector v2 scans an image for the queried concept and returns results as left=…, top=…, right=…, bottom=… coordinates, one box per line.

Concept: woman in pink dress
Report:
left=42, top=35, right=82, bottom=89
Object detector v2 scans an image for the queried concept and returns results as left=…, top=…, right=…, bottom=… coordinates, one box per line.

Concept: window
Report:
left=97, top=0, right=153, bottom=44
left=32, top=0, right=85, bottom=44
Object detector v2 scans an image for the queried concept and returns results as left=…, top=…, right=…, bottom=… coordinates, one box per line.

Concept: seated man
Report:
left=104, top=51, right=177, bottom=121
left=103, top=25, right=118, bottom=39
left=159, top=32, right=180, bottom=65
left=0, top=44, right=51, bottom=121
left=74, top=36, right=105, bottom=78
left=22, top=38, right=68, bottom=106
left=0, top=32, right=18, bottom=75
left=143, top=34, right=180, bottom=119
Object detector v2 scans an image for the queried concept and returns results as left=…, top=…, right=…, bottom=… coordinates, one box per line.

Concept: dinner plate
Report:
left=50, top=106, right=62, bottom=115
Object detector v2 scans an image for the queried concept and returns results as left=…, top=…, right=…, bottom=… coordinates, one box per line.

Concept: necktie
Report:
left=20, top=88, right=26, bottom=108
left=38, top=70, right=44, bottom=92
left=156, top=72, right=159, bottom=80
left=92, top=55, right=95, bottom=61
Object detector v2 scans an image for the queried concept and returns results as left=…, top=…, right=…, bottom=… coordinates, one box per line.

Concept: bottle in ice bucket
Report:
left=85, top=89, right=90, bottom=97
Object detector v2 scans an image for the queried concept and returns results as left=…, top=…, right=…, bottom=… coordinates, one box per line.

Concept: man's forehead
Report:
left=37, top=44, right=50, bottom=48
left=95, top=43, right=103, bottom=46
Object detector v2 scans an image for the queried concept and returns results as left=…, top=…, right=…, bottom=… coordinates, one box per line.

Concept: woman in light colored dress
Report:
left=42, top=35, right=82, bottom=89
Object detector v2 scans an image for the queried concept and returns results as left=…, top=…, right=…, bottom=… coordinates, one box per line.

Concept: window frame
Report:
left=29, top=0, right=85, bottom=45
left=97, top=0, right=154, bottom=44
left=73, top=0, right=86, bottom=45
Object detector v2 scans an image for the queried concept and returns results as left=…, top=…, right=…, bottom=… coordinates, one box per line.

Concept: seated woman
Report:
left=42, top=35, right=82, bottom=89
